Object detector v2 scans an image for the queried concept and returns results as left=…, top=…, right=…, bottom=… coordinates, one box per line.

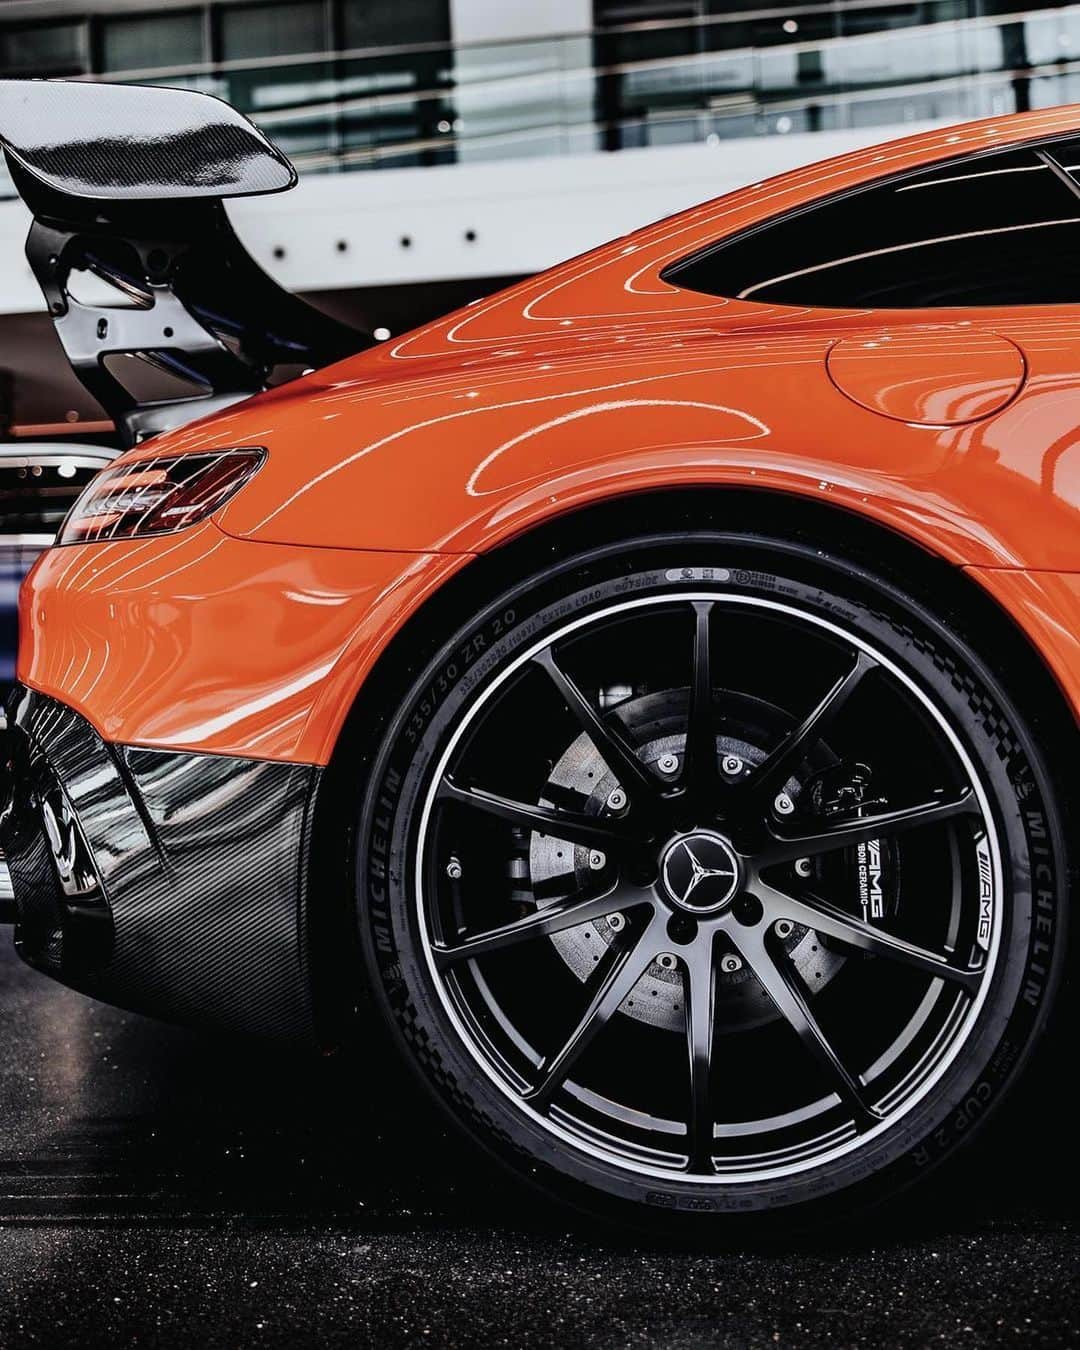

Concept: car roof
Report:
left=391, top=104, right=1080, bottom=348
left=632, top=103, right=1080, bottom=279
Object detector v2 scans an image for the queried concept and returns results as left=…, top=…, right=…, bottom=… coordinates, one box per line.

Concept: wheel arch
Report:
left=331, top=485, right=1079, bottom=762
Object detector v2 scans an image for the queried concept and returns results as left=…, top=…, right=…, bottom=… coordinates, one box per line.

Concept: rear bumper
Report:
left=1, top=685, right=323, bottom=1044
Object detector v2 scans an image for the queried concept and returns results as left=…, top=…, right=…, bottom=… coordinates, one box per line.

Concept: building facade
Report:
left=2, top=0, right=1079, bottom=429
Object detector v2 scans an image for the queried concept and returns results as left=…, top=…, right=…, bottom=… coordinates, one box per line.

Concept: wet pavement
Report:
left=1, top=937, right=1077, bottom=1349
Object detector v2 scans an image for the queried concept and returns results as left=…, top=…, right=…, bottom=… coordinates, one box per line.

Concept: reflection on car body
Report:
left=0, top=79, right=1075, bottom=1233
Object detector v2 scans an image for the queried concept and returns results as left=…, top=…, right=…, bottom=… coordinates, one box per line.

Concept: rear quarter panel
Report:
left=21, top=106, right=1080, bottom=759
left=193, top=313, right=1080, bottom=574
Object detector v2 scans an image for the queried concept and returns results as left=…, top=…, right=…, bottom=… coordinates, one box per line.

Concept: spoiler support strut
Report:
left=1, top=79, right=366, bottom=445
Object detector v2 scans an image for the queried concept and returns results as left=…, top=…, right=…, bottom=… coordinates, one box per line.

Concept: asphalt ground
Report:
left=1, top=938, right=1076, bottom=1349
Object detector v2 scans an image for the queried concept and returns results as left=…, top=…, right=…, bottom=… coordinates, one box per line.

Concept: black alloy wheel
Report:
left=358, top=533, right=1067, bottom=1229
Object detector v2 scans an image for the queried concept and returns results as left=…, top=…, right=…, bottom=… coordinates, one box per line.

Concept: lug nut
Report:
left=608, top=913, right=626, bottom=933
left=722, top=754, right=744, bottom=776
left=774, top=919, right=795, bottom=939
left=721, top=954, right=743, bottom=974
left=774, top=792, right=795, bottom=817
left=667, top=912, right=698, bottom=946
left=606, top=787, right=628, bottom=811
left=656, top=953, right=677, bottom=970
left=446, top=856, right=463, bottom=880
left=657, top=753, right=679, bottom=775
left=733, top=893, right=764, bottom=927
left=588, top=849, right=607, bottom=871
left=794, top=858, right=812, bottom=878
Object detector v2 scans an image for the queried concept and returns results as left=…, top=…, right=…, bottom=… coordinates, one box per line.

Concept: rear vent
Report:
left=0, top=459, right=105, bottom=537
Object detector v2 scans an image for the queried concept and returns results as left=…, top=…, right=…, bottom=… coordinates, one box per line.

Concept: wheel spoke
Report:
left=533, top=647, right=663, bottom=808
left=748, top=651, right=876, bottom=803
left=432, top=879, right=655, bottom=969
left=755, top=880, right=985, bottom=992
left=734, top=926, right=878, bottom=1132
left=760, top=789, right=979, bottom=867
left=421, top=593, right=1005, bottom=1178
left=525, top=909, right=667, bottom=1109
left=439, top=777, right=639, bottom=854
left=684, top=935, right=718, bottom=1172
left=683, top=601, right=720, bottom=804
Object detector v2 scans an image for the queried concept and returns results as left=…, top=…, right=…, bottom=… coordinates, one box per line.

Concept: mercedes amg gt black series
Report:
left=0, top=79, right=1075, bottom=1233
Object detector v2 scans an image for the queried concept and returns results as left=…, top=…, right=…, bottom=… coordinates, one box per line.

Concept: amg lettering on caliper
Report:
left=856, top=839, right=886, bottom=922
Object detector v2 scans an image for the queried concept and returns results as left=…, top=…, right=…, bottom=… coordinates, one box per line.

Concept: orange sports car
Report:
left=0, top=79, right=1076, bottom=1231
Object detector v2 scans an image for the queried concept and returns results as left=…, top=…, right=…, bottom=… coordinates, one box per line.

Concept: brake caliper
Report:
left=805, top=761, right=900, bottom=926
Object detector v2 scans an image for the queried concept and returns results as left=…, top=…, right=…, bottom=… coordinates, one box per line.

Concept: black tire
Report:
left=356, top=532, right=1069, bottom=1232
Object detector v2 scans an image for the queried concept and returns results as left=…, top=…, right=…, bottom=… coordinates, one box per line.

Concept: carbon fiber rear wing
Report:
left=0, top=79, right=365, bottom=445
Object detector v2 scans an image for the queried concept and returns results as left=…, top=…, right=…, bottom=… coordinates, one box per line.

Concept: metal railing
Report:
left=3, top=3, right=1080, bottom=192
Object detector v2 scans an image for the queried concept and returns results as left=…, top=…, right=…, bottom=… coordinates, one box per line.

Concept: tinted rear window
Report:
left=666, top=143, right=1080, bottom=309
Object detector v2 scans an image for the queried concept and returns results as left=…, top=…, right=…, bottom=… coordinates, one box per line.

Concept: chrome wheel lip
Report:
left=414, top=591, right=1004, bottom=1187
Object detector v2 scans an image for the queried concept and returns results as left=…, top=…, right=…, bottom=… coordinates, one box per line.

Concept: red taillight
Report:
left=57, top=448, right=266, bottom=545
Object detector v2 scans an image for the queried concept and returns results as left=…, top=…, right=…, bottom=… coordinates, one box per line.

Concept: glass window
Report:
left=101, top=11, right=204, bottom=73
left=342, top=0, right=449, bottom=49
left=221, top=2, right=326, bottom=62
left=667, top=144, right=1080, bottom=308
left=1052, top=134, right=1080, bottom=186
left=0, top=22, right=85, bottom=75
